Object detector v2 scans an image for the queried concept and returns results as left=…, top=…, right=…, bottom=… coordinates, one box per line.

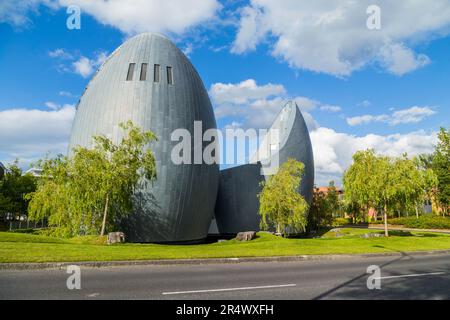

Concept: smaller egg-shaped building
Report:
left=214, top=101, right=314, bottom=234
left=68, top=33, right=219, bottom=243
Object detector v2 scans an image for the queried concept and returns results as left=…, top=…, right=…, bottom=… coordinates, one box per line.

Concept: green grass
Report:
left=371, top=216, right=450, bottom=229
left=1, top=229, right=450, bottom=263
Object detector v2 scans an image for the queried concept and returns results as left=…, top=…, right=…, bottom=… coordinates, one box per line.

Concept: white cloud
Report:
left=70, top=51, right=107, bottom=78
left=48, top=48, right=73, bottom=59
left=0, top=0, right=58, bottom=28
left=232, top=0, right=450, bottom=76
left=358, top=100, right=371, bottom=108
left=72, top=57, right=93, bottom=78
left=48, top=47, right=108, bottom=78
left=59, top=90, right=76, bottom=98
left=44, top=101, right=60, bottom=110
left=0, top=105, right=75, bottom=166
left=379, top=43, right=431, bottom=76
left=209, top=79, right=321, bottom=130
left=320, top=105, right=342, bottom=113
left=347, top=106, right=436, bottom=126
left=210, top=79, right=285, bottom=105
left=311, top=127, right=438, bottom=186
left=1, top=0, right=221, bottom=35
left=390, top=106, right=437, bottom=125
left=58, top=0, right=221, bottom=35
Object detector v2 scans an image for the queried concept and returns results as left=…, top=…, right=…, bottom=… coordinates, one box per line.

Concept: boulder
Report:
left=107, top=232, right=126, bottom=244
left=361, top=233, right=384, bottom=238
left=236, top=231, right=256, bottom=241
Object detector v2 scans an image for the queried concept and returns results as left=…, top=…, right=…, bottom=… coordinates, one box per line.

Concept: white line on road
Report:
left=376, top=272, right=446, bottom=280
left=162, top=283, right=297, bottom=295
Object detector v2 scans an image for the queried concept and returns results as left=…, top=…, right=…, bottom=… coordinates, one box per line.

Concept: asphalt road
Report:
left=1, top=253, right=449, bottom=300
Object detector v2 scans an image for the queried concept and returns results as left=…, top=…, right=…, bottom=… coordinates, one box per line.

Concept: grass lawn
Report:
left=1, top=228, right=450, bottom=263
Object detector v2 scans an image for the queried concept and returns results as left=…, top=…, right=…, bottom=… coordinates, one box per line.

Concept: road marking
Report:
left=376, top=272, right=446, bottom=280
left=87, top=293, right=100, bottom=297
left=162, top=283, right=296, bottom=295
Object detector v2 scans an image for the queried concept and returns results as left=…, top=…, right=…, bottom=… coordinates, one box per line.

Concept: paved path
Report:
left=1, top=253, right=449, bottom=299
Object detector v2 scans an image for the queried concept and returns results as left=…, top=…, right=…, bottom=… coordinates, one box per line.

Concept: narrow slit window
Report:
left=167, top=66, right=173, bottom=84
left=154, top=64, right=160, bottom=82
left=126, top=63, right=135, bottom=81
left=140, top=63, right=148, bottom=81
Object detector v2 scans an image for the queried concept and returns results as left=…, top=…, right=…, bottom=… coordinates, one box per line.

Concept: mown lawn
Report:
left=1, top=229, right=450, bottom=263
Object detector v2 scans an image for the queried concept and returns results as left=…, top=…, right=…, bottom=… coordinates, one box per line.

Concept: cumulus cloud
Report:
left=311, top=128, right=438, bottom=186
left=379, top=43, right=431, bottom=76
left=209, top=79, right=321, bottom=130
left=59, top=90, right=76, bottom=98
left=320, top=105, right=342, bottom=113
left=72, top=51, right=107, bottom=78
left=49, top=49, right=108, bottom=78
left=232, top=0, right=450, bottom=76
left=210, top=79, right=285, bottom=105
left=0, top=105, right=75, bottom=166
left=347, top=106, right=436, bottom=126
left=1, top=0, right=221, bottom=35
left=48, top=48, right=73, bottom=59
left=0, top=0, right=58, bottom=28
left=358, top=100, right=372, bottom=108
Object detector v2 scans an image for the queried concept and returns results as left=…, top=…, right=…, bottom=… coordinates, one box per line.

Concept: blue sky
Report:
left=0, top=0, right=449, bottom=185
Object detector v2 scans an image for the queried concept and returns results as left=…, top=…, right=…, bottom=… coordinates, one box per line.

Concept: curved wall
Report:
left=69, top=33, right=219, bottom=242
left=215, top=101, right=314, bottom=234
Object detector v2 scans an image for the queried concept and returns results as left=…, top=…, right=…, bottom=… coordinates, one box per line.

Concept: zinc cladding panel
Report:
left=68, top=33, right=218, bottom=242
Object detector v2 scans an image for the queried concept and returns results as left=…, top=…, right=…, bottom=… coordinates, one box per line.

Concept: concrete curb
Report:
left=1, top=249, right=450, bottom=270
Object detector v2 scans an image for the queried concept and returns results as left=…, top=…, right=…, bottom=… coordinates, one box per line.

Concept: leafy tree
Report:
left=258, top=158, right=309, bottom=235
left=26, top=121, right=157, bottom=237
left=0, top=161, right=36, bottom=219
left=326, top=180, right=340, bottom=218
left=308, top=186, right=331, bottom=232
left=344, top=150, right=434, bottom=236
left=432, top=127, right=450, bottom=215
left=343, top=149, right=380, bottom=223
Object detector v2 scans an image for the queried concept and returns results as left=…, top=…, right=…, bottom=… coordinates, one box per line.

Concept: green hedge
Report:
left=373, top=215, right=450, bottom=229
left=331, top=218, right=352, bottom=227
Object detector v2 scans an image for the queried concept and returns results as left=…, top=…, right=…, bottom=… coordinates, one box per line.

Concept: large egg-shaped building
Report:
left=68, top=33, right=219, bottom=243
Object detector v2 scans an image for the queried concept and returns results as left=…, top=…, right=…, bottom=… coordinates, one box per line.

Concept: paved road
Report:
left=1, top=253, right=449, bottom=300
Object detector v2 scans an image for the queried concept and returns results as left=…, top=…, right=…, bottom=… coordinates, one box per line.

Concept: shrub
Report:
left=371, top=215, right=450, bottom=229
left=332, top=218, right=352, bottom=227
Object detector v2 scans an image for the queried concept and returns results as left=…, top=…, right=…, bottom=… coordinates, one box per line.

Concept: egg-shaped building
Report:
left=253, top=101, right=315, bottom=204
left=68, top=33, right=219, bottom=243
left=214, top=101, right=314, bottom=234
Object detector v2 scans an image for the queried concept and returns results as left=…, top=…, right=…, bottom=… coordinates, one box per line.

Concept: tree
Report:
left=343, top=149, right=380, bottom=223
left=344, top=150, right=396, bottom=236
left=26, top=121, right=157, bottom=237
left=0, top=161, right=37, bottom=220
left=308, top=186, right=331, bottom=232
left=344, top=150, right=433, bottom=237
left=258, top=158, right=309, bottom=236
left=432, top=127, right=450, bottom=215
left=326, top=181, right=340, bottom=218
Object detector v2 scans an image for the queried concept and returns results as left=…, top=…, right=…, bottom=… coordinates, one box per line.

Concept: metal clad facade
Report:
left=69, top=33, right=219, bottom=242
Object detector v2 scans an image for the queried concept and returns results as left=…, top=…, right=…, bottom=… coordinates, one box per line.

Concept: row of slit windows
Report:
left=126, top=63, right=173, bottom=84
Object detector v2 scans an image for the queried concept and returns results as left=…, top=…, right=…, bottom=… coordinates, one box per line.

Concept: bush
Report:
left=332, top=218, right=352, bottom=227
left=372, top=215, right=450, bottom=229
left=10, top=228, right=36, bottom=234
